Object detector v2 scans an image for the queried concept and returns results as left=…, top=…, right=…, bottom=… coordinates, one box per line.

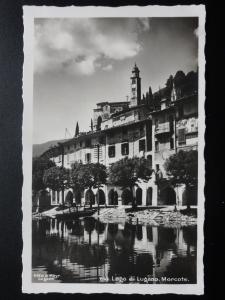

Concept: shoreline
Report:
left=33, top=206, right=197, bottom=227
left=92, top=207, right=197, bottom=227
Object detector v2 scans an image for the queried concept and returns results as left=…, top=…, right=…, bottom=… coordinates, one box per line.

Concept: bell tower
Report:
left=130, top=63, right=141, bottom=107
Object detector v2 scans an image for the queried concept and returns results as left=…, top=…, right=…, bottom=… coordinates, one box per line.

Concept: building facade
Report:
left=41, top=65, right=198, bottom=208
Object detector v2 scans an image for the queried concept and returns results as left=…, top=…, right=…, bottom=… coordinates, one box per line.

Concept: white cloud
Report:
left=34, top=18, right=150, bottom=75
left=102, top=64, right=113, bottom=71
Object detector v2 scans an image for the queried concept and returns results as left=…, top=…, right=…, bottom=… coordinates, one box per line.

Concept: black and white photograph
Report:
left=22, top=5, right=205, bottom=294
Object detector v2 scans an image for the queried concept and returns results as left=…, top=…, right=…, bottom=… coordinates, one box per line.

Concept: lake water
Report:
left=32, top=218, right=197, bottom=284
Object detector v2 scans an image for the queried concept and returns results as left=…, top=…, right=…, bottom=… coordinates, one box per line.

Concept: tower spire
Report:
left=75, top=122, right=79, bottom=137
left=129, top=63, right=141, bottom=108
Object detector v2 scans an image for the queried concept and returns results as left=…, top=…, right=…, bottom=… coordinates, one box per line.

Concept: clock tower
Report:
left=129, top=63, right=141, bottom=107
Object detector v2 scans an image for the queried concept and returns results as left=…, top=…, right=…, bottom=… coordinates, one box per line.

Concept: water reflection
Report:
left=32, top=218, right=196, bottom=283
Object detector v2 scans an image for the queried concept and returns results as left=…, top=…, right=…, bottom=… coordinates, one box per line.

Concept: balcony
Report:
left=155, top=122, right=170, bottom=135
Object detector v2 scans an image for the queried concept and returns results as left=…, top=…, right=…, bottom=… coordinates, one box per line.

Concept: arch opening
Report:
left=65, top=190, right=73, bottom=207
left=96, top=189, right=106, bottom=205
left=97, top=116, right=102, bottom=131
left=146, top=187, right=153, bottom=206
left=159, top=186, right=176, bottom=205
left=85, top=189, right=95, bottom=206
left=108, top=189, right=118, bottom=205
left=121, top=189, right=132, bottom=205
left=136, top=187, right=142, bottom=206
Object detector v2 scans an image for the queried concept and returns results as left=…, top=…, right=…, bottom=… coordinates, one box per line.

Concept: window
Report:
left=121, top=143, right=129, bottom=155
left=178, top=128, right=186, bottom=145
left=67, top=154, right=70, bottom=164
left=108, top=145, right=115, bottom=158
left=132, top=78, right=136, bottom=84
left=170, top=137, right=174, bottom=149
left=139, top=139, right=146, bottom=152
left=79, top=141, right=82, bottom=147
left=155, top=141, right=159, bottom=152
left=155, top=119, right=159, bottom=129
left=186, top=132, right=198, bottom=139
left=97, top=116, right=102, bottom=130
left=147, top=155, right=152, bottom=169
left=85, top=153, right=91, bottom=163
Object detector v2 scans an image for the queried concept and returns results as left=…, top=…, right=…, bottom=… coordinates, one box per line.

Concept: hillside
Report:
left=33, top=139, right=67, bottom=157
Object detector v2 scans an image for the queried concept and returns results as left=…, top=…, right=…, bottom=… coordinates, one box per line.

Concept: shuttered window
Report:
left=139, top=139, right=146, bottom=152
left=108, top=145, right=115, bottom=158
left=178, top=128, right=186, bottom=145
left=121, top=143, right=129, bottom=155
left=85, top=153, right=91, bottom=163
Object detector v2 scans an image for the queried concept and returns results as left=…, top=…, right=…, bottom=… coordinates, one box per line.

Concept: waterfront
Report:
left=32, top=218, right=197, bottom=283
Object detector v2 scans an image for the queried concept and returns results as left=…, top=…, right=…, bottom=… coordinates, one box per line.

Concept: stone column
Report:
left=142, top=183, right=147, bottom=206
left=104, top=185, right=108, bottom=206
left=152, top=184, right=158, bottom=206
left=118, top=196, right=122, bottom=207
left=176, top=184, right=186, bottom=208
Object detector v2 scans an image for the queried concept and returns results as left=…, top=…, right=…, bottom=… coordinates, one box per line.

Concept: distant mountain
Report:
left=33, top=139, right=67, bottom=157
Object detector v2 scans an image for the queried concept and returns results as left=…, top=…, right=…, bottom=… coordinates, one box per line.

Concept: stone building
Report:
left=41, top=65, right=198, bottom=208
left=151, top=71, right=198, bottom=206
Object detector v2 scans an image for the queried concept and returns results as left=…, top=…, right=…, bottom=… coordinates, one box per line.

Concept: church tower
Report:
left=129, top=63, right=141, bottom=107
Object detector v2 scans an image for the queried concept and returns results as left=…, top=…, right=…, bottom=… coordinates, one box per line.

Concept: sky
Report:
left=33, top=17, right=198, bottom=144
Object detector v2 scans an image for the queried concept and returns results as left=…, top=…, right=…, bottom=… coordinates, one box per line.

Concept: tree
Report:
left=185, top=71, right=198, bottom=95
left=32, top=157, right=55, bottom=194
left=108, top=157, right=153, bottom=209
left=70, top=162, right=107, bottom=208
left=148, top=86, right=153, bottom=102
left=75, top=122, right=79, bottom=137
left=164, top=150, right=198, bottom=209
left=43, top=166, right=70, bottom=205
left=174, top=70, right=186, bottom=88
left=166, top=75, right=173, bottom=90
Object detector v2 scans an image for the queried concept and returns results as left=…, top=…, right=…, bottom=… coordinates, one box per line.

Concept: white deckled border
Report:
left=22, top=5, right=206, bottom=294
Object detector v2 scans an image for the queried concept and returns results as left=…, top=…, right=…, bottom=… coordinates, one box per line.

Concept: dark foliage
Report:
left=109, top=157, right=153, bottom=189
left=164, top=150, right=198, bottom=188
left=71, top=162, right=107, bottom=190
left=32, top=157, right=55, bottom=193
left=43, top=166, right=70, bottom=192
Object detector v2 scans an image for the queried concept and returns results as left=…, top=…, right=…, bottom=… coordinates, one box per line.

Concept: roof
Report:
left=110, top=103, right=149, bottom=118
left=151, top=92, right=197, bottom=115
left=96, top=101, right=129, bottom=106
left=41, top=117, right=152, bottom=158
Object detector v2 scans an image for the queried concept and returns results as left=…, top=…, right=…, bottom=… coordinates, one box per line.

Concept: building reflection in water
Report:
left=32, top=218, right=196, bottom=283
